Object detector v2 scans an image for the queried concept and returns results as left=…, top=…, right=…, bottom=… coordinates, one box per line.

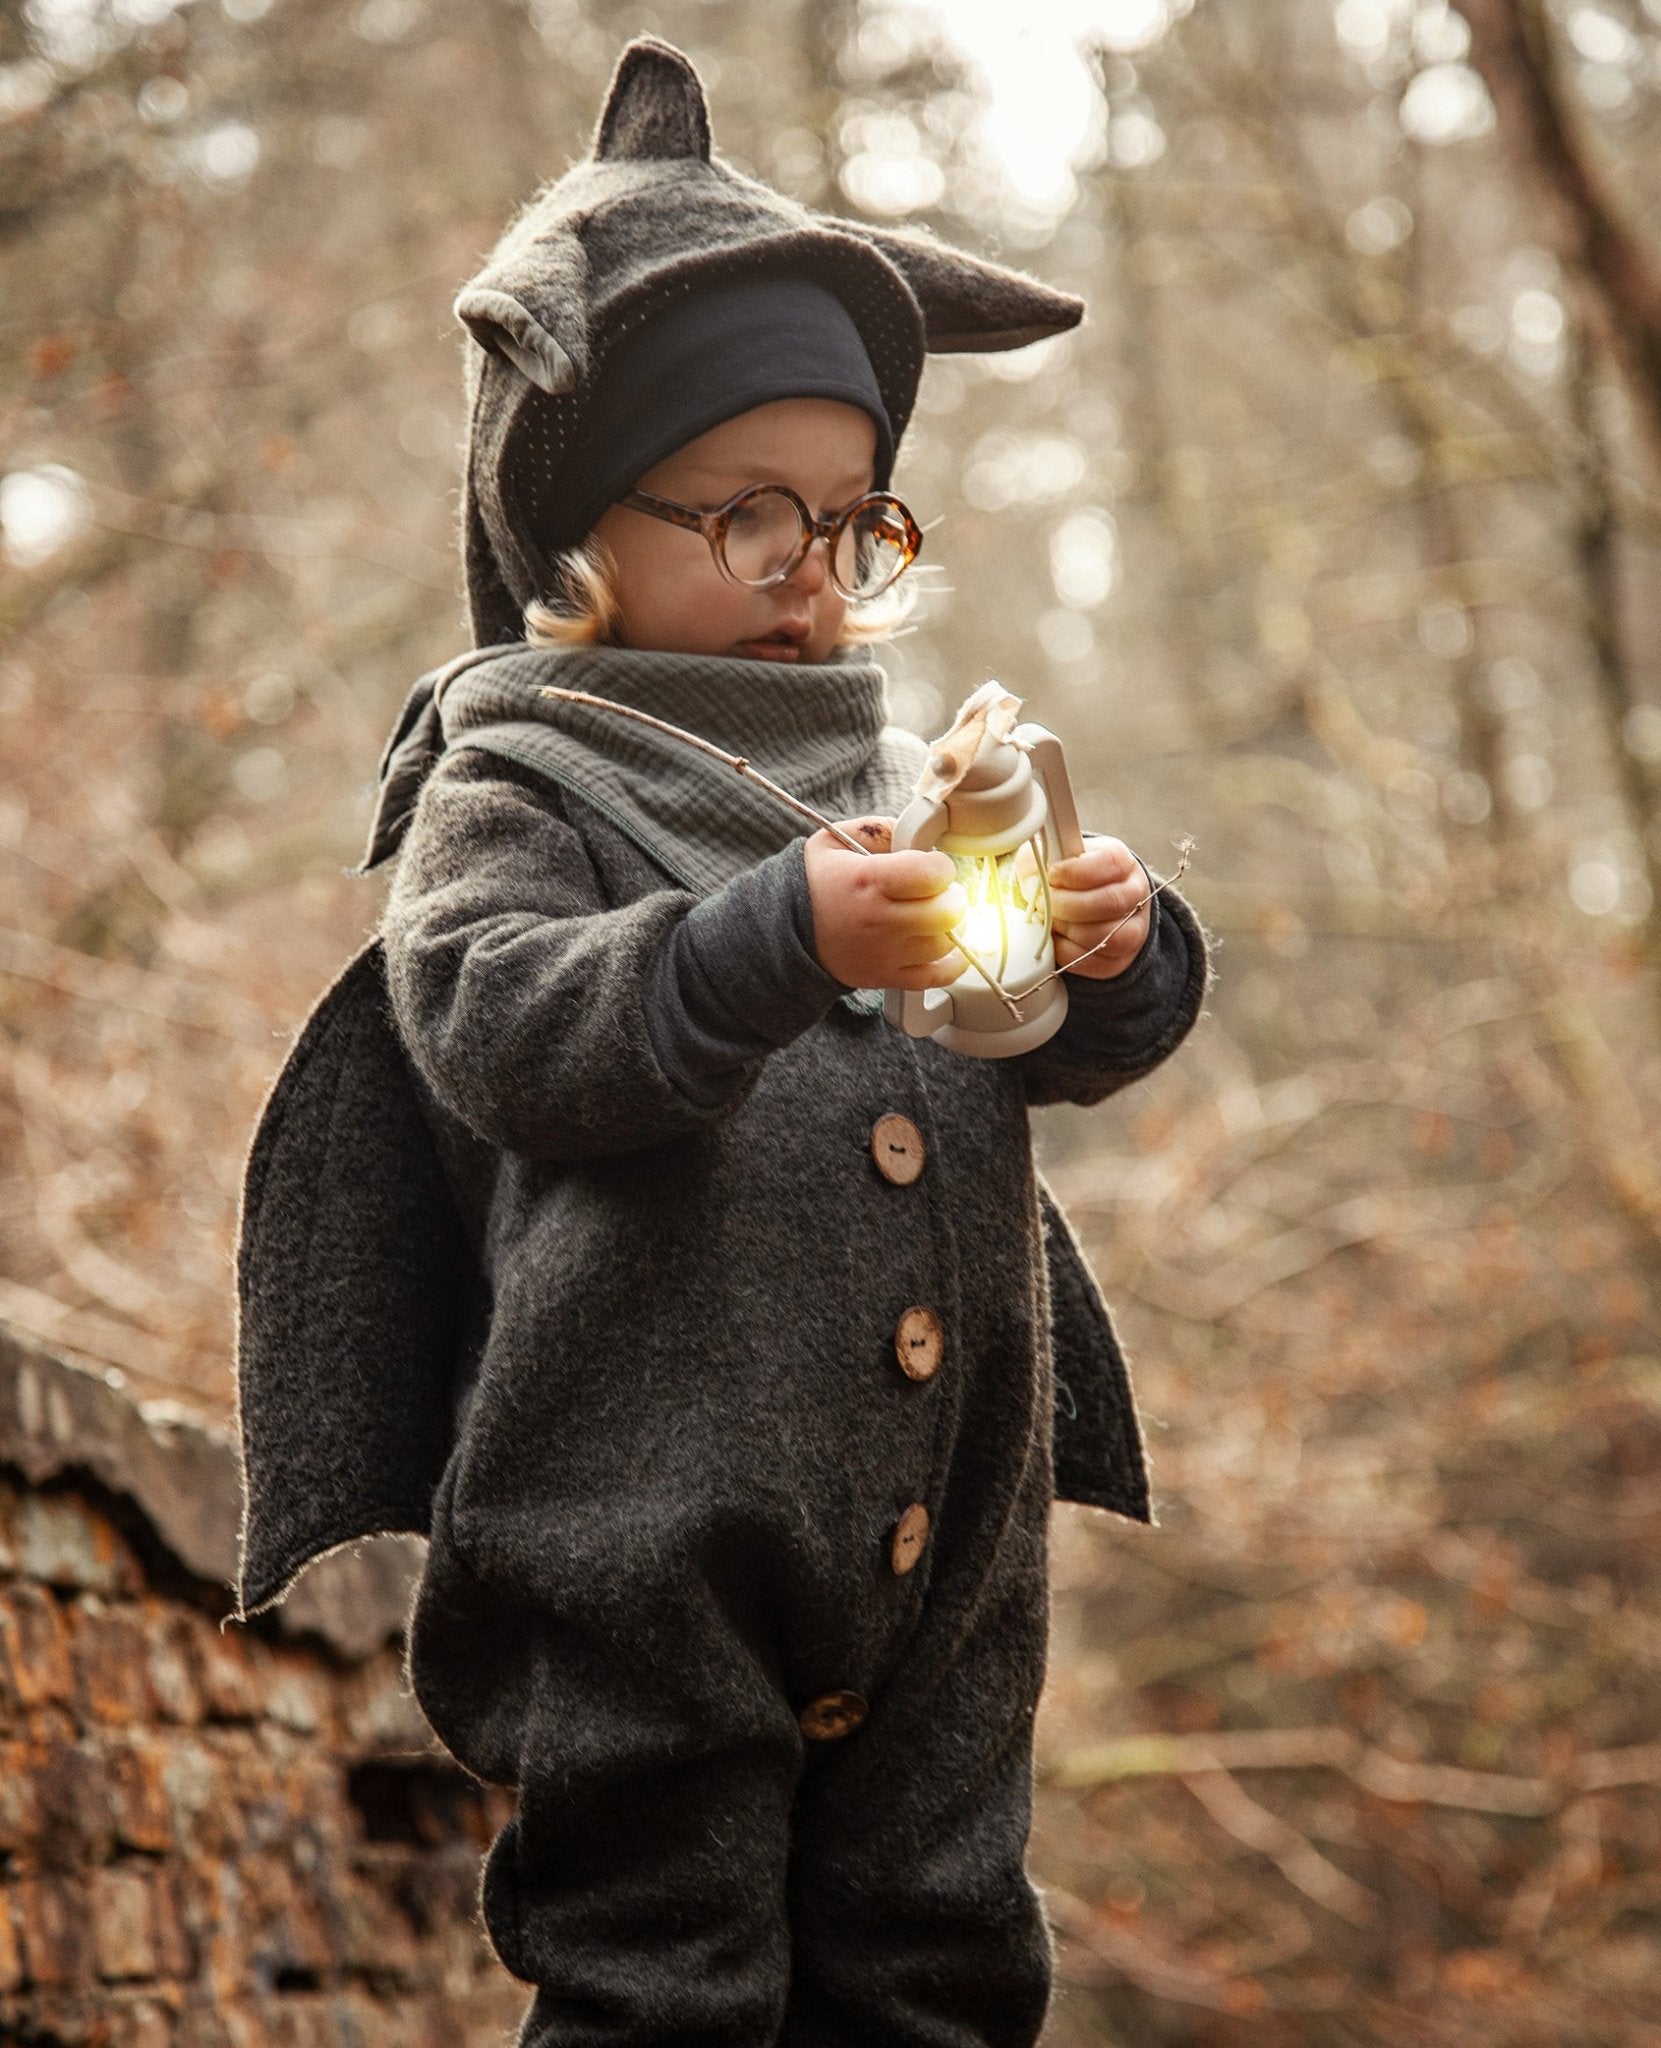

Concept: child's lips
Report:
left=738, top=638, right=803, bottom=661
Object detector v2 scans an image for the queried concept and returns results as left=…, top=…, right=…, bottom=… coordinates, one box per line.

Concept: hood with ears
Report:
left=453, top=34, right=1087, bottom=648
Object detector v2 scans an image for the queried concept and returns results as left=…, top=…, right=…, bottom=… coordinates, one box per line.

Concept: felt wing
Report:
left=233, top=936, right=483, bottom=1619
left=1038, top=1176, right=1152, bottom=1523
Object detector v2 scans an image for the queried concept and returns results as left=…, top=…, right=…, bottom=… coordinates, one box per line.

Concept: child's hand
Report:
left=1039, top=834, right=1152, bottom=978
left=804, top=818, right=967, bottom=991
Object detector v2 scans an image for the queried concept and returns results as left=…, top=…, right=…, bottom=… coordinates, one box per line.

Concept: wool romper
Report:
left=363, top=644, right=1209, bottom=2048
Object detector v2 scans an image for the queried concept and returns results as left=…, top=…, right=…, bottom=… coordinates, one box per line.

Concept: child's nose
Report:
left=786, top=534, right=831, bottom=594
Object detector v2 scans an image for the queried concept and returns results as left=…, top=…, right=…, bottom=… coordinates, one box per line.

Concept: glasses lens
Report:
left=719, top=488, right=806, bottom=587
left=836, top=498, right=913, bottom=601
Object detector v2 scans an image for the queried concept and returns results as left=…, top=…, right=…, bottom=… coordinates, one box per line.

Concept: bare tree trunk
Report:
left=1564, top=324, right=1661, bottom=990
left=1400, top=145, right=1514, bottom=847
left=1460, top=0, right=1661, bottom=470
left=1097, top=143, right=1224, bottom=741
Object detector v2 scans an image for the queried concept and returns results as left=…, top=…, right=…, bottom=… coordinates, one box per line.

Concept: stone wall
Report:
left=0, top=1324, right=526, bottom=2047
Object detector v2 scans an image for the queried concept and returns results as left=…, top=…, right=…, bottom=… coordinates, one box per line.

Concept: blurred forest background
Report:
left=4, top=0, right=1661, bottom=2038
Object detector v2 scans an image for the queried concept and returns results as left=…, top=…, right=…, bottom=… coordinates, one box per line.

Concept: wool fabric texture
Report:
left=552, top=273, right=895, bottom=554
left=358, top=639, right=928, bottom=898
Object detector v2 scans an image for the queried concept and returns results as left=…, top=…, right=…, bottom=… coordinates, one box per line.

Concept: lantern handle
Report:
left=882, top=792, right=954, bottom=1037
left=1012, top=724, right=1087, bottom=862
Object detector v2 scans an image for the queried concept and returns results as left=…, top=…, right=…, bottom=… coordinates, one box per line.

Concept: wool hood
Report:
left=454, top=33, right=1087, bottom=645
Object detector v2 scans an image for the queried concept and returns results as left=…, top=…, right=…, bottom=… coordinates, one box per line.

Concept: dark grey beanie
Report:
left=544, top=273, right=896, bottom=557
left=453, top=35, right=1088, bottom=647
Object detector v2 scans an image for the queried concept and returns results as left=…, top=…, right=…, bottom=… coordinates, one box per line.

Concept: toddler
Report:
left=233, top=35, right=1209, bottom=2048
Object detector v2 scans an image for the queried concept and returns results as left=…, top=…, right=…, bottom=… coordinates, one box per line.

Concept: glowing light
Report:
left=1413, top=4, right=1469, bottom=63
left=1441, top=771, right=1492, bottom=826
left=137, top=76, right=189, bottom=124
left=183, top=120, right=261, bottom=185
left=963, top=432, right=1088, bottom=513
left=1509, top=287, right=1565, bottom=379
left=1569, top=855, right=1620, bottom=916
left=1503, top=755, right=1554, bottom=810
left=1050, top=508, right=1119, bottom=609
left=1399, top=64, right=1495, bottom=144
left=1345, top=196, right=1413, bottom=254
left=840, top=140, right=946, bottom=217
left=0, top=465, right=92, bottom=568
left=0, top=61, right=52, bottom=118
left=1567, top=7, right=1635, bottom=63
left=1334, top=0, right=1408, bottom=63
left=1511, top=288, right=1565, bottom=348
left=1418, top=602, right=1472, bottom=658
left=949, top=848, right=1052, bottom=989
left=881, top=0, right=1185, bottom=219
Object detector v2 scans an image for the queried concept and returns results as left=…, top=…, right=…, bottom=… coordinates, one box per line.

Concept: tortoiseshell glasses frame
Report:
left=617, top=481, right=924, bottom=603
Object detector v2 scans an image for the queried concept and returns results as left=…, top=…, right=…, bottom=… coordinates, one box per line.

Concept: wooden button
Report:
left=871, top=1113, right=926, bottom=1186
left=894, top=1307, right=944, bottom=1382
left=799, top=1691, right=868, bottom=1741
left=890, top=1503, right=930, bottom=1576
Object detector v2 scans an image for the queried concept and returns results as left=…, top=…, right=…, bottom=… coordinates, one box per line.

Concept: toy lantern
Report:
left=884, top=682, right=1087, bottom=1058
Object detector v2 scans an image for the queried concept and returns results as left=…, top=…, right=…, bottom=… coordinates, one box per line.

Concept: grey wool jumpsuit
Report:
left=379, top=737, right=1209, bottom=2048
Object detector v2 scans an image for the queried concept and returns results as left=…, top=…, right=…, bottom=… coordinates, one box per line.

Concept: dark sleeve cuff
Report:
left=1044, top=880, right=1187, bottom=1056
left=642, top=837, right=848, bottom=1108
left=1038, top=869, right=1205, bottom=1072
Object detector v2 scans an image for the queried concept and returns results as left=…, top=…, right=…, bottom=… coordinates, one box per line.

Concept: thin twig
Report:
left=1047, top=1725, right=1661, bottom=1817
left=538, top=683, right=875, bottom=855
left=538, top=681, right=1030, bottom=1011
left=935, top=925, right=1025, bottom=1021
left=1027, top=837, right=1197, bottom=994
left=1182, top=1766, right=1379, bottom=1925
left=1044, top=1885, right=1261, bottom=2014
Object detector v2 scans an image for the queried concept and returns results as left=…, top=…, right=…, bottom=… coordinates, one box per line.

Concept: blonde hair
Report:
left=524, top=534, right=923, bottom=651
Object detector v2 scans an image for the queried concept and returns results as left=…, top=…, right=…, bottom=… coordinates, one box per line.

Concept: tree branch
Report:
left=1460, top=0, right=1661, bottom=460
left=1047, top=1726, right=1661, bottom=1817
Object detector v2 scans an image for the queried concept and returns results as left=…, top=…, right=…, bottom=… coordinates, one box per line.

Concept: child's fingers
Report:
left=833, top=815, right=895, bottom=854
left=1048, top=836, right=1139, bottom=888
left=888, top=955, right=962, bottom=990
left=1050, top=879, right=1145, bottom=925
left=893, top=928, right=959, bottom=967
left=874, top=849, right=958, bottom=901
left=888, top=881, right=966, bottom=933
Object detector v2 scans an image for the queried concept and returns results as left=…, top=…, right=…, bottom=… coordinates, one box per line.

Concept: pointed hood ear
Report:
left=591, top=34, right=712, bottom=163
left=453, top=232, right=591, bottom=396
left=820, top=215, right=1085, bottom=354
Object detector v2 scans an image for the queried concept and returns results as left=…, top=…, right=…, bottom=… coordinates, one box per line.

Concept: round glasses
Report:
left=618, top=482, right=923, bottom=603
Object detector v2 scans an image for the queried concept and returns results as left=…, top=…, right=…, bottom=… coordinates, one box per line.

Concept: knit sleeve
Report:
left=1015, top=870, right=1211, bottom=1108
left=641, top=833, right=850, bottom=1108
left=380, top=752, right=839, bottom=1161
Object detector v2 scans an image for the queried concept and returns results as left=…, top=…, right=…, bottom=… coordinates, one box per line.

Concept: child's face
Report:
left=589, top=397, right=879, bottom=666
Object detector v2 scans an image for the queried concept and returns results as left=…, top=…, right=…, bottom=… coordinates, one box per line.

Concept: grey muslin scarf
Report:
left=357, top=641, right=930, bottom=896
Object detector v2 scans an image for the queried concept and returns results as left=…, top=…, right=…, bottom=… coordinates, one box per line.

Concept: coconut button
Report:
left=890, top=1503, right=931, bottom=1576
left=799, top=1691, right=869, bottom=1741
left=871, top=1113, right=926, bottom=1185
left=894, top=1307, right=944, bottom=1382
